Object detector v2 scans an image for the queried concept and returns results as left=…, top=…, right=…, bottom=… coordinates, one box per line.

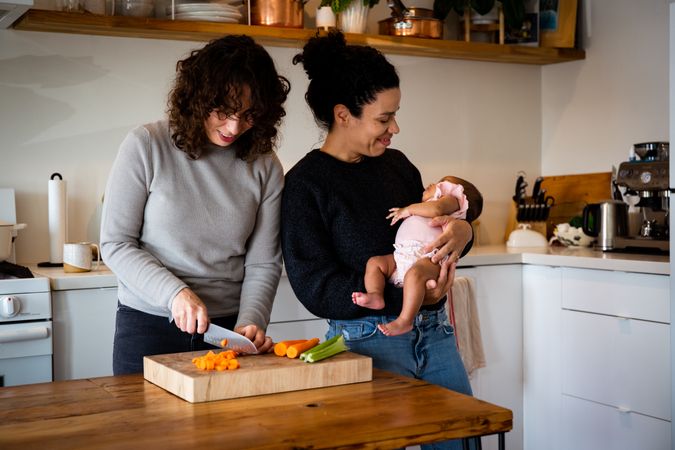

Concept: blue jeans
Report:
left=112, top=302, right=237, bottom=375
left=327, top=307, right=472, bottom=450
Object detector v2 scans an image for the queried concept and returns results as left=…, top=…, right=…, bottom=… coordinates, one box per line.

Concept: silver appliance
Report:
left=0, top=188, right=53, bottom=387
left=581, top=200, right=628, bottom=251
left=614, top=141, right=669, bottom=252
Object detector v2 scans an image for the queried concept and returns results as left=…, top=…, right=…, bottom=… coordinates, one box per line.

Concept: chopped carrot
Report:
left=219, top=338, right=228, bottom=347
left=286, top=338, right=320, bottom=359
left=192, top=349, right=240, bottom=371
left=274, top=339, right=308, bottom=357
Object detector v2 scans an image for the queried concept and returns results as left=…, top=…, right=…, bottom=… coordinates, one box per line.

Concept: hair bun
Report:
left=293, top=30, right=347, bottom=80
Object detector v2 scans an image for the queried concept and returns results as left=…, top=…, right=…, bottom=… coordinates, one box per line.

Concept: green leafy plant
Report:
left=320, top=0, right=379, bottom=14
left=433, top=0, right=525, bottom=29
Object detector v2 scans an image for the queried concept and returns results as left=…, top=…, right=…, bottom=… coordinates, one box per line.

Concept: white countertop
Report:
left=25, top=245, right=670, bottom=290
left=460, top=245, right=670, bottom=275
left=29, top=264, right=118, bottom=290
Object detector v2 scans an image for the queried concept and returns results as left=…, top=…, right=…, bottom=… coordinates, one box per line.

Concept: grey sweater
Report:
left=100, top=120, right=283, bottom=329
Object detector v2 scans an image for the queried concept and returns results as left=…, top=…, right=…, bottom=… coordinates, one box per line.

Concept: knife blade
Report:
left=203, top=323, right=258, bottom=354
left=531, top=176, right=544, bottom=202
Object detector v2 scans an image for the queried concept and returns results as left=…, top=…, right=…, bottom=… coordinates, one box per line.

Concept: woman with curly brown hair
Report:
left=101, top=35, right=290, bottom=375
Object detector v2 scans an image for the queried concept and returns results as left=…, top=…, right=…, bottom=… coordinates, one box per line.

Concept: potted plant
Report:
left=432, top=0, right=525, bottom=29
left=319, top=0, right=379, bottom=33
left=320, top=0, right=379, bottom=14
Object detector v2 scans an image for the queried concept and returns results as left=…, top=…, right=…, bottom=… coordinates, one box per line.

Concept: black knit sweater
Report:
left=281, top=149, right=472, bottom=320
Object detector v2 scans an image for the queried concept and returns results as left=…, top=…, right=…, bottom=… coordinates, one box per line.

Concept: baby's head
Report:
left=440, top=176, right=483, bottom=222
left=421, top=183, right=438, bottom=202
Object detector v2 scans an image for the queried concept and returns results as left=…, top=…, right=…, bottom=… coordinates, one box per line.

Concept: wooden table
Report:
left=0, top=369, right=512, bottom=449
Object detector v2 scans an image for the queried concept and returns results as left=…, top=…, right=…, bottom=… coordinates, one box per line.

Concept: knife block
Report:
left=504, top=201, right=548, bottom=243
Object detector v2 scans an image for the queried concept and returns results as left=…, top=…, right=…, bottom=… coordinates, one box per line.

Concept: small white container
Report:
left=506, top=224, right=548, bottom=248
left=316, top=6, right=336, bottom=30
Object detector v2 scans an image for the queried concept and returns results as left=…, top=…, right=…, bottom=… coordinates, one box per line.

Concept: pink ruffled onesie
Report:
left=389, top=181, right=468, bottom=287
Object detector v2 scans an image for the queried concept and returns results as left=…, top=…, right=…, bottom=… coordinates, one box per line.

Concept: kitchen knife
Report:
left=531, top=177, right=544, bottom=202
left=513, top=174, right=529, bottom=202
left=203, top=323, right=258, bottom=354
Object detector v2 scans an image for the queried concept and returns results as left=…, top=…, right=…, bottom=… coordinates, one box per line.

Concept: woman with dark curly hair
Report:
left=101, top=35, right=290, bottom=375
left=282, top=31, right=480, bottom=450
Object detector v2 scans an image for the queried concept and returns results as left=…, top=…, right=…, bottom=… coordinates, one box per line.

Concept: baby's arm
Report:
left=388, top=195, right=460, bottom=225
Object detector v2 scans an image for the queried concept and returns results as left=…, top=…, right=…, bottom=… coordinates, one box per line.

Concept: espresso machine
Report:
left=613, top=141, right=669, bottom=252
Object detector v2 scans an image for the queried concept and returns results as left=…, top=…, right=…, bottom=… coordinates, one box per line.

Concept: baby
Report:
left=352, top=176, right=482, bottom=336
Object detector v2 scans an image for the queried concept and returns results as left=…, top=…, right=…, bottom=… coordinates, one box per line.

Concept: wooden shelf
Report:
left=13, top=9, right=585, bottom=65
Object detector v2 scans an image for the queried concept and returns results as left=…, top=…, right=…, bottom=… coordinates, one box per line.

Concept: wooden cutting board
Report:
left=144, top=351, right=372, bottom=403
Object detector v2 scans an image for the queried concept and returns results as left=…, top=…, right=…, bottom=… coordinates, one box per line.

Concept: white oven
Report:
left=0, top=269, right=53, bottom=387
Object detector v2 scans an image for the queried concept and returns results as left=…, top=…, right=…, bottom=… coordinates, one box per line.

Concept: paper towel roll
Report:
left=48, top=173, right=67, bottom=264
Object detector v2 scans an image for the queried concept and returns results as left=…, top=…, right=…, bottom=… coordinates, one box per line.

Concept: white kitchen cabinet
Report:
left=561, top=395, right=670, bottom=450
left=52, top=287, right=118, bottom=380
left=456, top=265, right=523, bottom=450
left=523, top=265, right=671, bottom=450
left=523, top=264, right=563, bottom=450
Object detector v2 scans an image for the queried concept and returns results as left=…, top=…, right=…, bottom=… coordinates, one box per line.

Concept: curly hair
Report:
left=292, top=30, right=399, bottom=130
left=168, top=35, right=290, bottom=161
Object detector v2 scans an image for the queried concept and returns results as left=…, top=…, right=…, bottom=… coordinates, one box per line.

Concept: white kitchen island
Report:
left=30, top=246, right=670, bottom=450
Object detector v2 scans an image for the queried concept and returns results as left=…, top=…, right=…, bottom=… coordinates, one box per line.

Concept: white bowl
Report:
left=551, top=223, right=595, bottom=247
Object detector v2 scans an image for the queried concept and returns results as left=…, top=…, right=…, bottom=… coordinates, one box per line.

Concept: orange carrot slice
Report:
left=286, top=338, right=320, bottom=359
left=274, top=339, right=308, bottom=357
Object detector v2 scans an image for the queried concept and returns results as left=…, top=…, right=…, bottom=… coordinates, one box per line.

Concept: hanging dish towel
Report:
left=447, top=276, right=486, bottom=377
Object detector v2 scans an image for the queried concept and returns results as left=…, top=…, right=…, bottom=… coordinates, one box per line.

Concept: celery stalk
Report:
left=302, top=335, right=349, bottom=363
left=299, top=334, right=341, bottom=361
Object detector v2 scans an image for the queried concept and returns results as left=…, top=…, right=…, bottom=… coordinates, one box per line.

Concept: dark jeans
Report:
left=112, top=301, right=237, bottom=375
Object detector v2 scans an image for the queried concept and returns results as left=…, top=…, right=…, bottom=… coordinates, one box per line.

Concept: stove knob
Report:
left=0, top=296, right=21, bottom=318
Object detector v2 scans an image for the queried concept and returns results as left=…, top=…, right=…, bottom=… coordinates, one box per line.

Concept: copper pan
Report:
left=250, top=0, right=304, bottom=28
left=378, top=8, right=442, bottom=39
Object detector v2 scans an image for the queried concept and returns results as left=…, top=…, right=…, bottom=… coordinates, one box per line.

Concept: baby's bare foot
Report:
left=352, top=292, right=385, bottom=310
left=378, top=319, right=413, bottom=337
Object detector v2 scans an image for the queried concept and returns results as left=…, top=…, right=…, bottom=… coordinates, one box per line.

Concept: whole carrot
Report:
left=274, top=339, right=308, bottom=357
left=286, top=338, right=320, bottom=359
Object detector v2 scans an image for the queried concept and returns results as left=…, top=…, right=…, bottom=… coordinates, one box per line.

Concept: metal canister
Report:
left=250, top=0, right=304, bottom=28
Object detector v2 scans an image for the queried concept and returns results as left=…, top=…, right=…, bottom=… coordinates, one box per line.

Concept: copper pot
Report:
left=378, top=7, right=443, bottom=39
left=250, top=0, right=304, bottom=28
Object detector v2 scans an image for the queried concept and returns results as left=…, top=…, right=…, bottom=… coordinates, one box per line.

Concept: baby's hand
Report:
left=387, top=207, right=410, bottom=225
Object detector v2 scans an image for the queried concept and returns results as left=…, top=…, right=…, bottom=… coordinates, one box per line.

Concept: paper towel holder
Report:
left=37, top=172, right=66, bottom=268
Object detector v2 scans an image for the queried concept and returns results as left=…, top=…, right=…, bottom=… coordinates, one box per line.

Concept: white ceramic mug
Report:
left=63, top=242, right=100, bottom=273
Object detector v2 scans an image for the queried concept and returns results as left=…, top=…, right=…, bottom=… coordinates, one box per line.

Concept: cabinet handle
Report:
left=617, top=406, right=632, bottom=414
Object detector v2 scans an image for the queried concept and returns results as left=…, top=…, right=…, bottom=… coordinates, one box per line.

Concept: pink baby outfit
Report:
left=390, top=181, right=468, bottom=287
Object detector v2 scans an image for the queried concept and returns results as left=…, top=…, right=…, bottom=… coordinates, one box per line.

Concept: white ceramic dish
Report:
left=175, top=3, right=239, bottom=12
left=174, top=10, right=241, bottom=18
left=170, top=13, right=240, bottom=21
left=506, top=224, right=548, bottom=248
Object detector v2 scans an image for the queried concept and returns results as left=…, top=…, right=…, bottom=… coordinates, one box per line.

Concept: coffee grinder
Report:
left=614, top=141, right=669, bottom=252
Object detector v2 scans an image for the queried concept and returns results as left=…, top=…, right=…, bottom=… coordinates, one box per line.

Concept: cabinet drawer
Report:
left=561, top=395, right=670, bottom=450
left=561, top=268, right=669, bottom=323
left=562, top=309, right=670, bottom=420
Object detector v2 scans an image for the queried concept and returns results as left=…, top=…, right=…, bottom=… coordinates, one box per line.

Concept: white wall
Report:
left=0, top=25, right=540, bottom=263
left=0, top=0, right=667, bottom=263
left=541, top=0, right=669, bottom=175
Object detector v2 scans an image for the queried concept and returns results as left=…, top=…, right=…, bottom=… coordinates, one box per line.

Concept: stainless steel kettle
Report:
left=582, top=200, right=628, bottom=251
